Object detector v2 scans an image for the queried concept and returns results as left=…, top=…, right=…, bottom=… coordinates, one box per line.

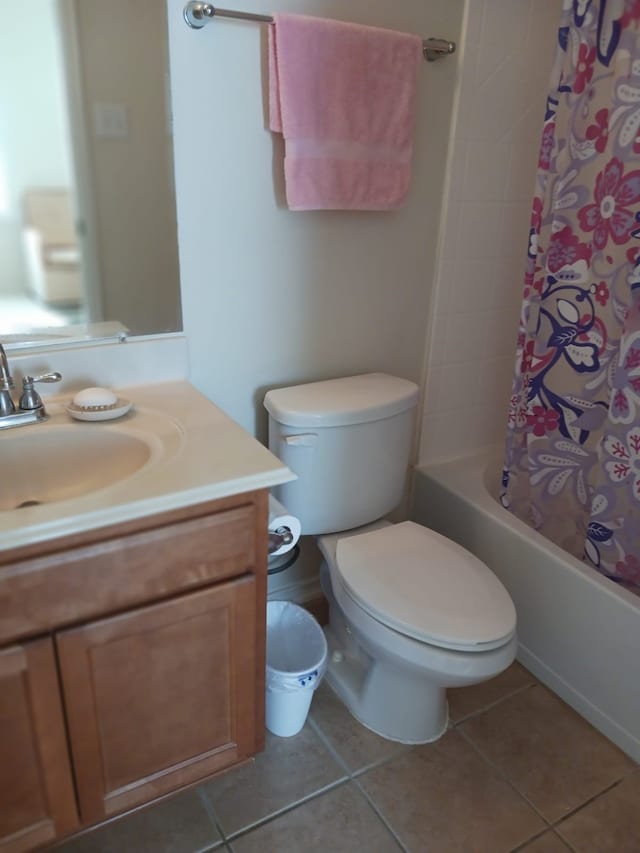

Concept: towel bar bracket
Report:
left=183, top=2, right=456, bottom=61
left=184, top=3, right=272, bottom=27
left=422, top=38, right=456, bottom=62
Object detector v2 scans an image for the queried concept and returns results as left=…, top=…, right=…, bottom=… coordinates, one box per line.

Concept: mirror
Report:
left=0, top=0, right=182, bottom=345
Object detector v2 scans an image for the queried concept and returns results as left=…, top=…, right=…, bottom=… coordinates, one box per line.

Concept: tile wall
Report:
left=418, top=0, right=562, bottom=464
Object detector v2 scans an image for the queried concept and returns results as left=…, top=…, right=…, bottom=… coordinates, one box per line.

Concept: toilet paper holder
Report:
left=268, top=525, right=294, bottom=555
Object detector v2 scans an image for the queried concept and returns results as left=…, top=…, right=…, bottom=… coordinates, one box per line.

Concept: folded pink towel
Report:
left=268, top=14, right=422, bottom=211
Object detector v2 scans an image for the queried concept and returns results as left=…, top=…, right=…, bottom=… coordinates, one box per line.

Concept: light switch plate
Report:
left=93, top=103, right=129, bottom=139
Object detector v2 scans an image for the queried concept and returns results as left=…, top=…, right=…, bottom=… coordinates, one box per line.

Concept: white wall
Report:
left=418, top=0, right=561, bottom=465
left=167, top=0, right=464, bottom=439
left=0, top=0, right=73, bottom=294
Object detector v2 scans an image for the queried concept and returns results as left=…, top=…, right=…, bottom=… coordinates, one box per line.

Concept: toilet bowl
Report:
left=317, top=520, right=516, bottom=743
left=264, top=373, right=518, bottom=744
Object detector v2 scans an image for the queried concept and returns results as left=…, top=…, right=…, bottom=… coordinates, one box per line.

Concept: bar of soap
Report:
left=73, top=387, right=118, bottom=409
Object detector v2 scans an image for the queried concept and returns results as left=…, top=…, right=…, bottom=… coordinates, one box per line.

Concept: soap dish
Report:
left=66, top=398, right=133, bottom=422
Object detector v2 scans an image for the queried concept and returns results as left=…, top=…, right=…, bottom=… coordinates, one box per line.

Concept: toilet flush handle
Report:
left=284, top=433, right=317, bottom=447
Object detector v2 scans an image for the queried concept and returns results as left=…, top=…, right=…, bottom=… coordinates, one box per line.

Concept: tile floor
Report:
left=56, top=663, right=639, bottom=853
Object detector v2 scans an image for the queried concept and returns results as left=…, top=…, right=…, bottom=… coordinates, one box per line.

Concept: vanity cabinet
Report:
left=0, top=490, right=268, bottom=852
left=0, top=639, right=78, bottom=852
left=58, top=577, right=257, bottom=824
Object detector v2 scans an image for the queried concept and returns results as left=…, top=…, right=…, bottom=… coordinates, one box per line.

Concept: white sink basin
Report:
left=0, top=381, right=293, bottom=554
left=0, top=425, right=156, bottom=512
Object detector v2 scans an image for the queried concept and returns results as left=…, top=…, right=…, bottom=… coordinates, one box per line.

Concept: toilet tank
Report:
left=264, top=373, right=419, bottom=535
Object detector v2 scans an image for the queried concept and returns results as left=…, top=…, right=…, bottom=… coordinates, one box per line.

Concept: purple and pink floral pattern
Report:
left=502, top=0, right=640, bottom=595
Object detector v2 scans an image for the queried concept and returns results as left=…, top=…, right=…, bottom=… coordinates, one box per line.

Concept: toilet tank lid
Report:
left=264, top=373, right=419, bottom=428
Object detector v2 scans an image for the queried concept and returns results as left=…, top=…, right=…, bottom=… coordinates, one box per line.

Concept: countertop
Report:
left=0, top=381, right=294, bottom=553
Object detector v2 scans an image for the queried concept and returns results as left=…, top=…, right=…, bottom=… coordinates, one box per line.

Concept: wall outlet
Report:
left=93, top=103, right=129, bottom=139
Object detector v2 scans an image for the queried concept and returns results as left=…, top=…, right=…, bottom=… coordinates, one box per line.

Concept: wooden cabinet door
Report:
left=57, top=577, right=259, bottom=824
left=0, top=639, right=78, bottom=853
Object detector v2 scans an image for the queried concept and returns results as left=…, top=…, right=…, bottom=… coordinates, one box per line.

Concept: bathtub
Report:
left=411, top=449, right=640, bottom=763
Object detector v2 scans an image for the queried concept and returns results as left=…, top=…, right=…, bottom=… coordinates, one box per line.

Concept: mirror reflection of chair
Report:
left=22, top=188, right=82, bottom=306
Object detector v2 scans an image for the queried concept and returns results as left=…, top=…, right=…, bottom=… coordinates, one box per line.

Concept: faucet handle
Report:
left=19, top=372, right=62, bottom=411
left=28, top=372, right=63, bottom=384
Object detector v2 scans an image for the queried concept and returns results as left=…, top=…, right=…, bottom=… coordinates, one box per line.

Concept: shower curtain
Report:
left=502, top=0, right=640, bottom=594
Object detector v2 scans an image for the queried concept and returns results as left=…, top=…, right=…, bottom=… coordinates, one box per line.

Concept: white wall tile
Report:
left=444, top=312, right=487, bottom=364
left=428, top=313, right=449, bottom=367
left=448, top=139, right=469, bottom=202
left=475, top=0, right=533, bottom=87
left=418, top=0, right=562, bottom=466
left=456, top=201, right=505, bottom=261
left=505, top=142, right=540, bottom=203
left=462, top=141, right=511, bottom=202
left=431, top=261, right=455, bottom=317
left=451, top=258, right=497, bottom=313
left=438, top=361, right=480, bottom=411
left=423, top=366, right=443, bottom=410
left=420, top=410, right=478, bottom=463
left=439, top=201, right=462, bottom=264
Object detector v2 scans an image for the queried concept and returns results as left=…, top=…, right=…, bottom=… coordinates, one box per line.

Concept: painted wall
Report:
left=168, top=0, right=465, bottom=439
left=0, top=0, right=72, bottom=294
left=418, top=0, right=562, bottom=465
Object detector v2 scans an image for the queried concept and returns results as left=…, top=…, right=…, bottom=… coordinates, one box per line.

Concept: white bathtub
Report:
left=411, top=449, right=640, bottom=762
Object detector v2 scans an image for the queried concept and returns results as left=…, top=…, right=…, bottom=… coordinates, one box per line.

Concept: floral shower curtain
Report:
left=502, top=0, right=640, bottom=595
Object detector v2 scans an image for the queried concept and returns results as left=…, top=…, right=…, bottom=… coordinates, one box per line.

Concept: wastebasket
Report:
left=265, top=600, right=328, bottom=737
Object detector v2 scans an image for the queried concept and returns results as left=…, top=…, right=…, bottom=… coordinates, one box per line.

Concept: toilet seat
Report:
left=334, top=521, right=516, bottom=652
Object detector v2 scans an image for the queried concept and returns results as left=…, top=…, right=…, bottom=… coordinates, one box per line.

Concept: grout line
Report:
left=350, top=746, right=411, bottom=779
left=461, top=721, right=638, bottom=850
left=351, top=775, right=410, bottom=853
left=507, top=827, right=572, bottom=853
left=450, top=682, right=537, bottom=727
left=457, top=726, right=552, bottom=829
left=308, top=712, right=409, bottom=780
left=197, top=786, right=230, bottom=849
left=223, top=776, right=350, bottom=842
left=551, top=775, right=628, bottom=833
left=195, top=840, right=231, bottom=853
left=550, top=830, right=581, bottom=853
left=506, top=826, right=554, bottom=853
left=306, top=715, right=354, bottom=777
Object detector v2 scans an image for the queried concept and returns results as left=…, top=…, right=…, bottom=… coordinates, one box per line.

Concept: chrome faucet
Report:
left=0, top=343, right=62, bottom=430
left=0, top=344, right=15, bottom=417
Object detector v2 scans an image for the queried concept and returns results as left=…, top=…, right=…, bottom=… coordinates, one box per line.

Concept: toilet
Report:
left=264, top=373, right=516, bottom=744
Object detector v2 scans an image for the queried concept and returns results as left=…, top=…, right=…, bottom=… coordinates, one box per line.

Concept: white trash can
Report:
left=265, top=601, right=328, bottom=737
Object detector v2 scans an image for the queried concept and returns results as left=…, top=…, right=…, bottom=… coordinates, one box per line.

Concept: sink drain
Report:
left=15, top=500, right=42, bottom=509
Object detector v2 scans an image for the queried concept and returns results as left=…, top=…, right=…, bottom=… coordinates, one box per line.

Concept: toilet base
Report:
left=318, top=558, right=516, bottom=745
left=323, top=626, right=449, bottom=744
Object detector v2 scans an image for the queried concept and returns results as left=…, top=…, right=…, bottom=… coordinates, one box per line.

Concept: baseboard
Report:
left=517, top=644, right=640, bottom=763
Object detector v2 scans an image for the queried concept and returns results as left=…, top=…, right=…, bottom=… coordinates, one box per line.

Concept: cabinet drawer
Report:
left=0, top=503, right=258, bottom=644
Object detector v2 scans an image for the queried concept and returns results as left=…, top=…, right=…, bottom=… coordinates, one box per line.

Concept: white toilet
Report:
left=264, top=373, right=517, bottom=744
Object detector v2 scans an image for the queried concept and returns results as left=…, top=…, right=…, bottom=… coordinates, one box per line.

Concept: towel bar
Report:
left=183, top=2, right=456, bottom=61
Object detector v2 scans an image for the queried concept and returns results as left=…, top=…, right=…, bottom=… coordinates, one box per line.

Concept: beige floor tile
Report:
left=460, top=684, right=634, bottom=822
left=202, top=725, right=347, bottom=836
left=230, top=782, right=401, bottom=853
left=359, top=728, right=544, bottom=853
left=556, top=772, right=640, bottom=853
left=309, top=683, right=404, bottom=772
left=518, top=831, right=572, bottom=852
left=448, top=661, right=536, bottom=723
left=53, top=789, right=222, bottom=853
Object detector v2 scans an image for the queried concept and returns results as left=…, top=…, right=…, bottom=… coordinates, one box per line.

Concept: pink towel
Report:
left=268, top=14, right=422, bottom=211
